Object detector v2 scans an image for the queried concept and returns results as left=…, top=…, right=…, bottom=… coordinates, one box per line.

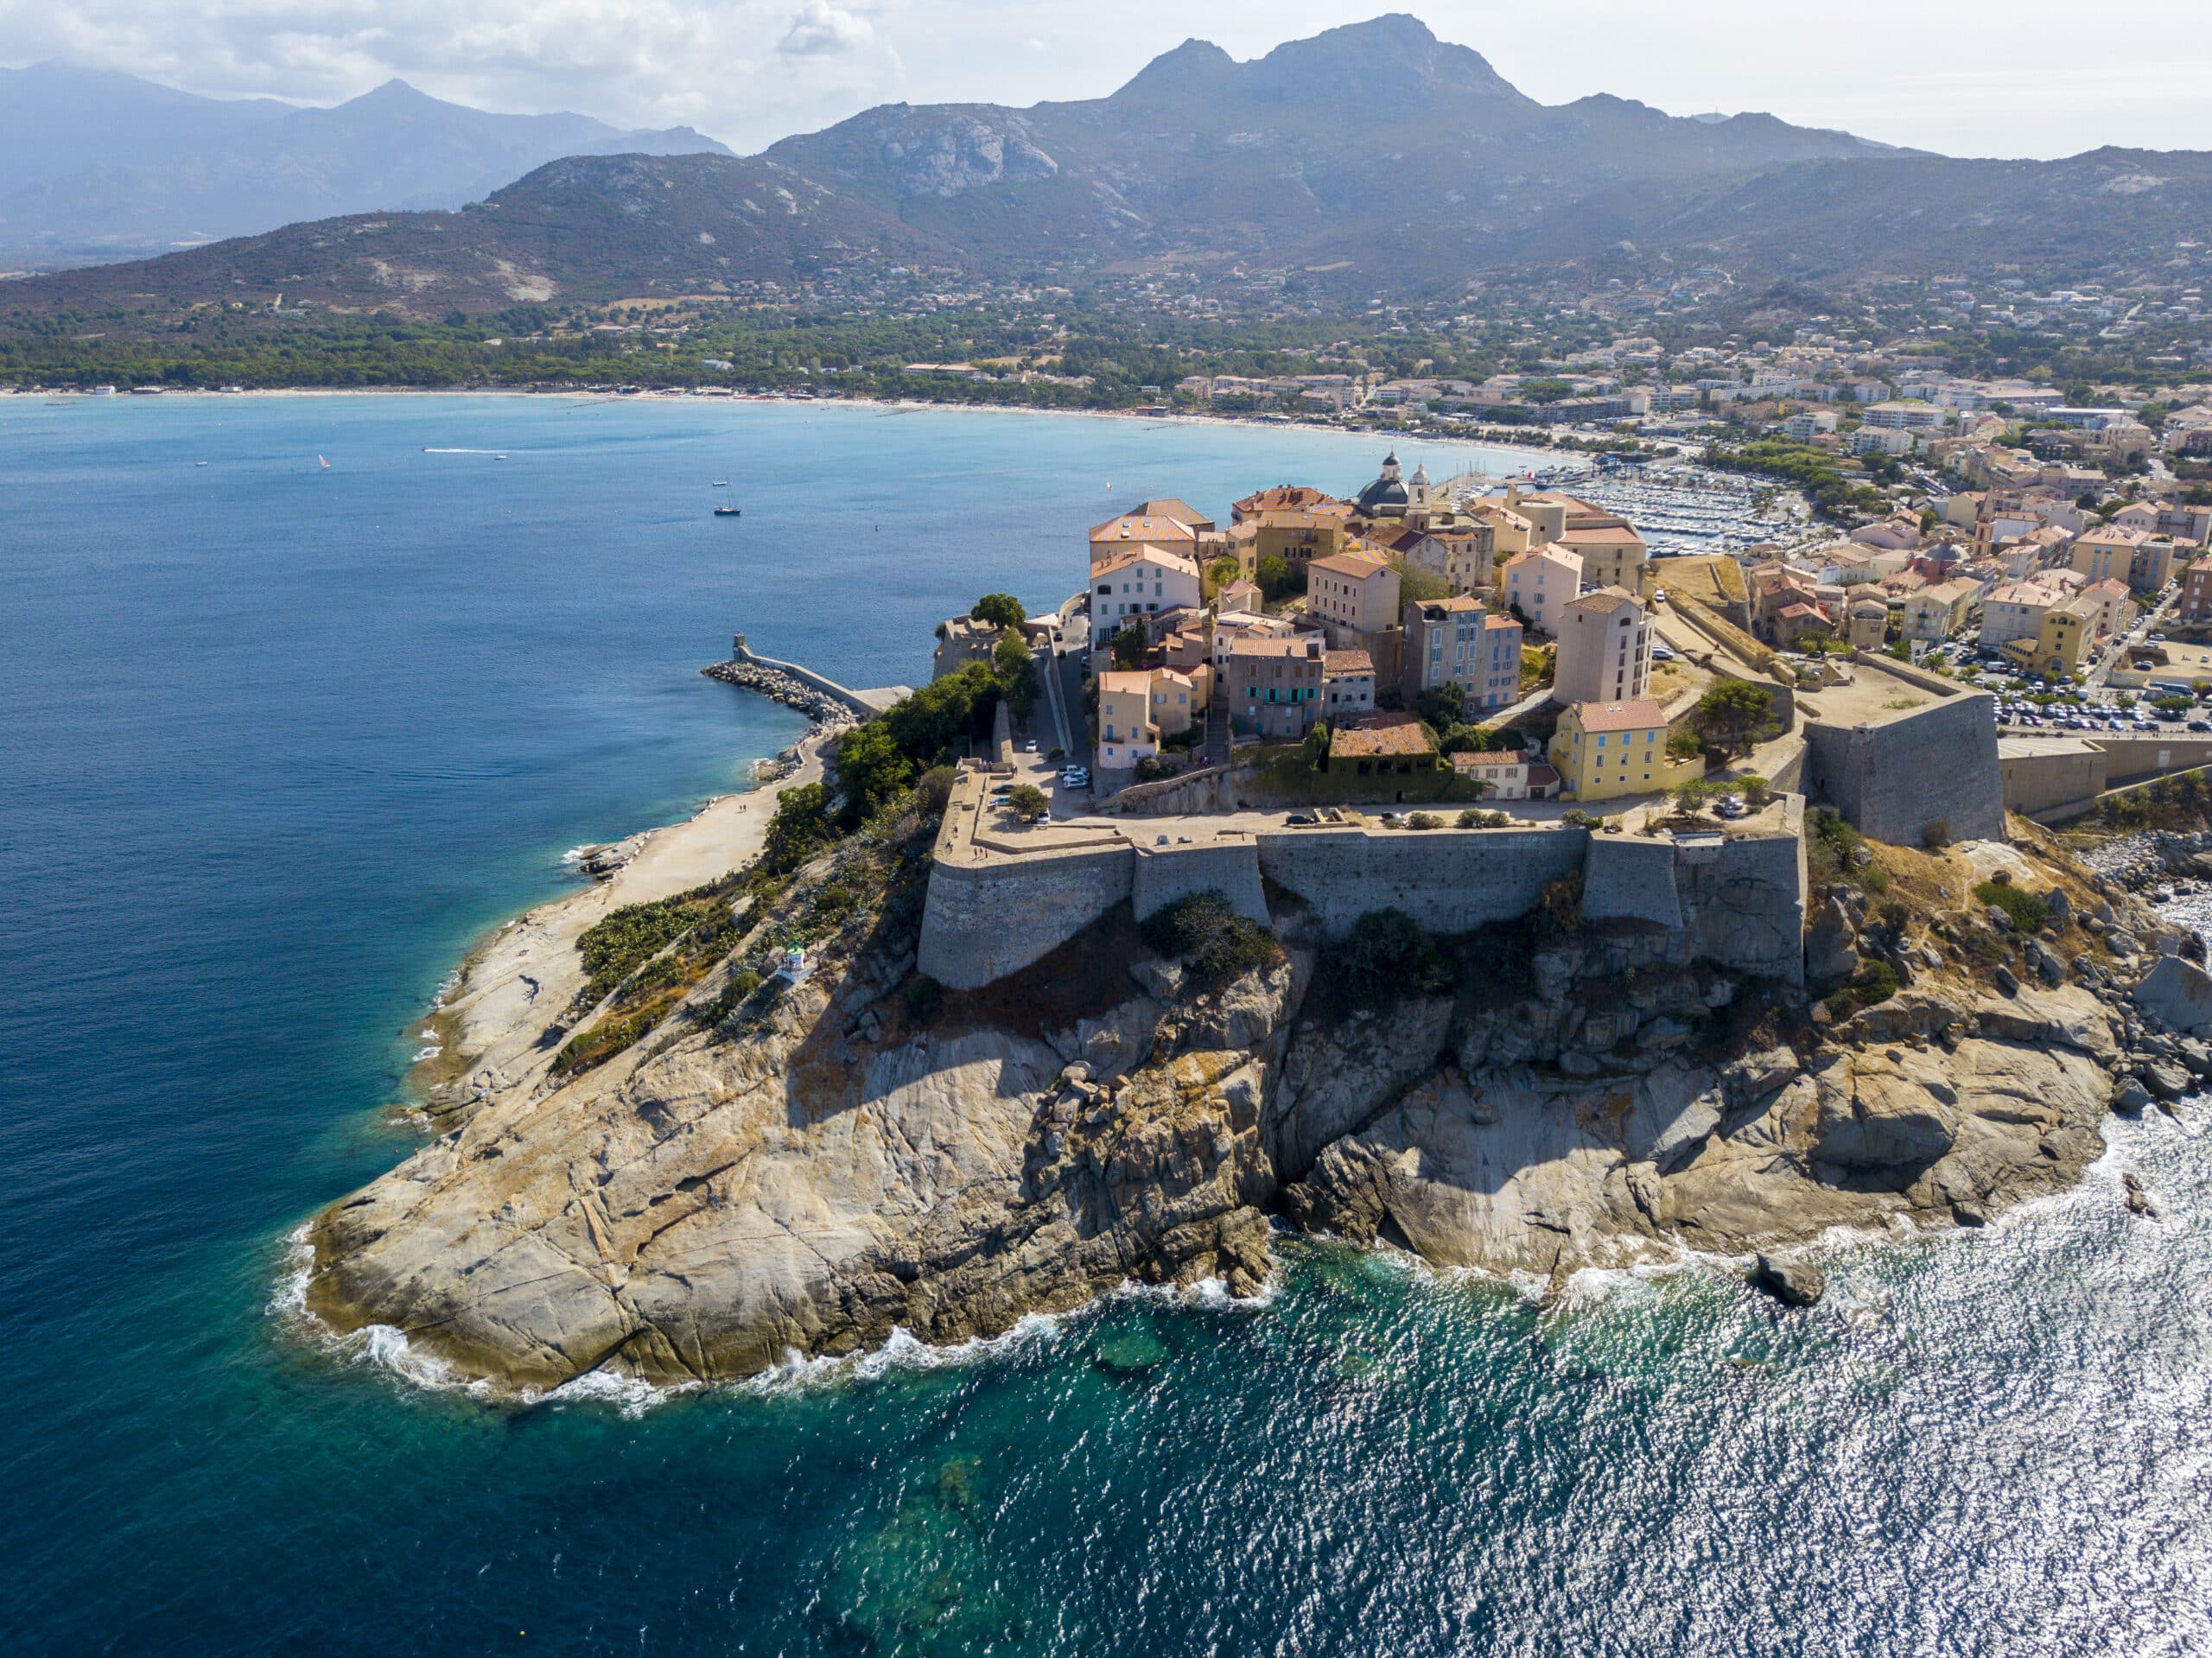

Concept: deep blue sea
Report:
left=3, top=394, right=2209, bottom=1656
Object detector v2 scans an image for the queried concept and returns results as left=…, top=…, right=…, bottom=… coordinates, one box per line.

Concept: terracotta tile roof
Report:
left=1091, top=543, right=1200, bottom=580
left=1090, top=512, right=1198, bottom=544
left=1309, top=551, right=1394, bottom=580
left=1569, top=698, right=1666, bottom=734
left=1324, top=651, right=1374, bottom=676
left=1332, top=714, right=1438, bottom=759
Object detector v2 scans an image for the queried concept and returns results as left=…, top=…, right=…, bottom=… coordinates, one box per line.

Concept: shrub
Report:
left=1666, top=727, right=1704, bottom=760
left=1561, top=808, right=1596, bottom=828
left=1138, top=891, right=1281, bottom=990
left=916, top=765, right=957, bottom=816
left=1853, top=960, right=1901, bottom=1006
left=1806, top=805, right=1865, bottom=888
left=1692, top=681, right=1778, bottom=754
left=1738, top=775, right=1772, bottom=808
left=1006, top=783, right=1050, bottom=820
left=1537, top=870, right=1585, bottom=935
left=904, top=975, right=944, bottom=1023
left=1325, top=909, right=1452, bottom=1005
left=1975, top=880, right=2050, bottom=934
left=1406, top=811, right=1443, bottom=830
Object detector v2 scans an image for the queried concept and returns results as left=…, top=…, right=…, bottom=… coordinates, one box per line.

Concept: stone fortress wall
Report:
left=1802, top=653, right=2007, bottom=847
left=917, top=772, right=1809, bottom=994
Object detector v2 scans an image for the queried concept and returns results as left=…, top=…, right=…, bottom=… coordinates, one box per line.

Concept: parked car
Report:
left=1715, top=796, right=1747, bottom=820
left=1285, top=812, right=1318, bottom=826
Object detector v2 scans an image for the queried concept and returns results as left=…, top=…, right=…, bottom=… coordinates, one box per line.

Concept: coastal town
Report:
left=918, top=414, right=2212, bottom=854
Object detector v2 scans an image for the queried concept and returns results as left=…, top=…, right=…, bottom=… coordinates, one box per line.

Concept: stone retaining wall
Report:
left=1256, top=825, right=1589, bottom=936
left=1131, top=842, right=1271, bottom=925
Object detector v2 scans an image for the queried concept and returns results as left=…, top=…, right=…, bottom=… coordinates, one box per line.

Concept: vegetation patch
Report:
left=1138, top=891, right=1281, bottom=991
left=1975, top=880, right=2050, bottom=934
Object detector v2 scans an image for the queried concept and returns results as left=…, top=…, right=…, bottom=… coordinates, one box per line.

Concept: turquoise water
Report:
left=3, top=395, right=2209, bottom=1655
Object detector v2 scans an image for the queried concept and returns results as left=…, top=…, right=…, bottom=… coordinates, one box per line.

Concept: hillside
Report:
left=3, top=15, right=2207, bottom=319
left=0, top=73, right=728, bottom=271
left=10, top=152, right=951, bottom=313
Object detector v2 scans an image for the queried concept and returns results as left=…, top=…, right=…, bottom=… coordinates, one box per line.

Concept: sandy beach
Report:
left=410, top=727, right=831, bottom=1116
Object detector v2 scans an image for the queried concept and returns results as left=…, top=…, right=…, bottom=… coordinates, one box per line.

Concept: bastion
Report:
left=916, top=771, right=1807, bottom=992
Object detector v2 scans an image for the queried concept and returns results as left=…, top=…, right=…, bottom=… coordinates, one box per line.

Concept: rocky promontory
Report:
left=306, top=796, right=2175, bottom=1393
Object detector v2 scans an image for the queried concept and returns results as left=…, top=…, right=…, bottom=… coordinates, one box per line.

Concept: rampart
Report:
left=1255, top=826, right=1586, bottom=935
left=918, top=773, right=1807, bottom=990
left=1803, top=656, right=2005, bottom=846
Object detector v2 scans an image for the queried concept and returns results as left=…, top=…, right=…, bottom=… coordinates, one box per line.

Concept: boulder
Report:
left=1752, top=1254, right=1826, bottom=1308
left=2134, top=955, right=2212, bottom=1036
left=1805, top=897, right=1859, bottom=986
left=1815, top=1050, right=1956, bottom=1173
left=2044, top=889, right=2072, bottom=928
left=2112, top=1077, right=2152, bottom=1115
left=2143, top=1061, right=2194, bottom=1101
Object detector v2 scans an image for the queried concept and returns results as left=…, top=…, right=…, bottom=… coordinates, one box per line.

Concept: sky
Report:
left=3, top=0, right=2209, bottom=160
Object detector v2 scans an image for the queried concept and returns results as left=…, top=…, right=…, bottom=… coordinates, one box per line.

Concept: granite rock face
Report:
left=310, top=946, right=1296, bottom=1390
left=309, top=891, right=2132, bottom=1392
left=2134, top=955, right=2212, bottom=1035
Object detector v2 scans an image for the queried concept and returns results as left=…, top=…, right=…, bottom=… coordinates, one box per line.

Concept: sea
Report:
left=1, top=393, right=2207, bottom=1656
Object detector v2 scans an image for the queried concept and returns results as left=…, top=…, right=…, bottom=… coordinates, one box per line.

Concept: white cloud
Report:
left=779, top=0, right=873, bottom=56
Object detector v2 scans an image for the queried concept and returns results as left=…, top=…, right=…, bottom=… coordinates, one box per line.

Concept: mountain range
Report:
left=0, top=62, right=728, bottom=270
left=7, top=16, right=2209, bottom=315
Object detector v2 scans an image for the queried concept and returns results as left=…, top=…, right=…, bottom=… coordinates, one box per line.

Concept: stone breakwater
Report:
left=701, top=659, right=857, bottom=734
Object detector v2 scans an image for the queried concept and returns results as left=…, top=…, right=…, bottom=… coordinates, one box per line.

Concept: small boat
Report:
left=714, top=502, right=741, bottom=518
left=195, top=461, right=208, bottom=467
left=712, top=480, right=729, bottom=487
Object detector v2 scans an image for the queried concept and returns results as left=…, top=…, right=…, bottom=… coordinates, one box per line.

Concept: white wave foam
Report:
left=735, top=1313, right=1071, bottom=1398
left=410, top=1044, right=442, bottom=1063
left=539, top=1368, right=699, bottom=1419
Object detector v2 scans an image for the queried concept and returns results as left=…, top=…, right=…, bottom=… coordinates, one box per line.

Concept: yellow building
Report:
left=2005, top=596, right=2099, bottom=679
left=1554, top=699, right=1702, bottom=803
left=1096, top=667, right=1196, bottom=773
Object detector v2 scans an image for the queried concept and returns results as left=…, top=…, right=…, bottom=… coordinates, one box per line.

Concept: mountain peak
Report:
left=1110, top=37, right=1236, bottom=102
left=1252, top=14, right=1529, bottom=104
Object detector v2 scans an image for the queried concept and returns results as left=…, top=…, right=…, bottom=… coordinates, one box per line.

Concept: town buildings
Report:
left=1401, top=596, right=1523, bottom=713
left=1503, top=544, right=1584, bottom=637
left=1096, top=667, right=1196, bottom=773
left=1224, top=634, right=1325, bottom=739
left=1307, top=551, right=1402, bottom=637
left=1553, top=699, right=1699, bottom=803
left=1323, top=650, right=1376, bottom=718
left=1553, top=588, right=1652, bottom=705
left=1092, top=544, right=1203, bottom=628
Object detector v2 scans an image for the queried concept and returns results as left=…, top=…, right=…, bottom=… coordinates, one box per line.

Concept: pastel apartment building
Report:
left=2183, top=556, right=2212, bottom=624
left=1552, top=587, right=1652, bottom=705
left=1306, top=551, right=1402, bottom=637
left=1095, top=667, right=1196, bottom=773
left=1091, top=545, right=1203, bottom=628
left=2069, top=525, right=2150, bottom=589
left=1323, top=650, right=1376, bottom=718
left=1553, top=699, right=1700, bottom=803
left=1402, top=596, right=1523, bottom=714
left=1502, top=544, right=1584, bottom=637
left=1225, top=634, right=1325, bottom=740
left=1979, top=580, right=2067, bottom=646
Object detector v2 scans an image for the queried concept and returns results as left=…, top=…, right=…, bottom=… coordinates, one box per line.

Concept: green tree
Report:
left=1006, top=783, right=1050, bottom=821
left=832, top=722, right=914, bottom=827
left=760, top=783, right=832, bottom=876
left=1692, top=681, right=1778, bottom=755
left=970, top=592, right=1027, bottom=630
left=1111, top=625, right=1149, bottom=670
left=1255, top=555, right=1301, bottom=600
left=994, top=632, right=1040, bottom=720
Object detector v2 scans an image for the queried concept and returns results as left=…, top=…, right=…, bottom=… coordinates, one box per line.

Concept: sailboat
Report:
left=318, top=454, right=330, bottom=470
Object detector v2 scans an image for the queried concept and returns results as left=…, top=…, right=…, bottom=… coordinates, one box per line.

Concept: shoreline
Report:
left=0, top=384, right=1611, bottom=463
left=402, top=716, right=837, bottom=1124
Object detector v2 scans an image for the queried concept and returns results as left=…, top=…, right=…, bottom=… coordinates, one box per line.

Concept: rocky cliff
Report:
left=306, top=804, right=2164, bottom=1394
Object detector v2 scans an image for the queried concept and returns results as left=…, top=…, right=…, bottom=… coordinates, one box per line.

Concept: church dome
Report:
left=1355, top=452, right=1409, bottom=513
